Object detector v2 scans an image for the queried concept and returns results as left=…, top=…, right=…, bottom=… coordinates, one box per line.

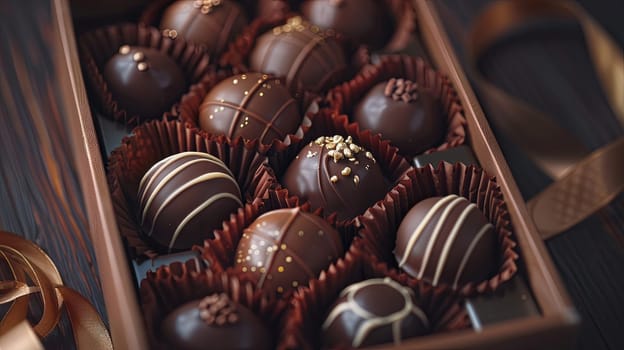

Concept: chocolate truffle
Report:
left=162, top=293, right=272, bottom=350
left=160, top=0, right=248, bottom=55
left=323, top=278, right=429, bottom=348
left=394, top=195, right=497, bottom=288
left=249, top=16, right=347, bottom=96
left=234, top=208, right=343, bottom=295
left=354, top=79, right=445, bottom=156
left=138, top=152, right=243, bottom=251
left=301, top=0, right=394, bottom=50
left=103, top=45, right=186, bottom=119
left=199, top=73, right=301, bottom=144
left=282, top=135, right=387, bottom=221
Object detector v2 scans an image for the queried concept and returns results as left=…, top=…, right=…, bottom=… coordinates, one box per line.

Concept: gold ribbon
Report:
left=468, top=0, right=624, bottom=238
left=0, top=230, right=112, bottom=350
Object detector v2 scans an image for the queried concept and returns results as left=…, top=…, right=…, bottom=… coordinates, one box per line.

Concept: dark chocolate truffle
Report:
left=282, top=135, right=387, bottom=221
left=234, top=208, right=343, bottom=295
left=249, top=16, right=347, bottom=96
left=160, top=0, right=248, bottom=55
left=301, top=0, right=394, bottom=49
left=138, top=152, right=243, bottom=251
left=162, top=293, right=272, bottom=350
left=199, top=73, right=301, bottom=144
left=354, top=79, right=445, bottom=156
left=103, top=45, right=186, bottom=119
left=323, top=278, right=429, bottom=348
left=394, top=195, right=497, bottom=288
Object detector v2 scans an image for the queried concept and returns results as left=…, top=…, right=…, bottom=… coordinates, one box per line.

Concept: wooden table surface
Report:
left=0, top=0, right=621, bottom=349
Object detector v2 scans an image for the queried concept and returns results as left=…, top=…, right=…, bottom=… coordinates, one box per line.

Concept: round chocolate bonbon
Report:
left=323, top=277, right=429, bottom=348
left=394, top=195, right=497, bottom=288
left=199, top=73, right=301, bottom=145
left=103, top=45, right=186, bottom=119
left=234, top=208, right=343, bottom=295
left=138, top=152, right=243, bottom=251
left=354, top=79, right=445, bottom=156
left=160, top=0, right=248, bottom=55
left=282, top=135, right=387, bottom=221
left=162, top=293, right=272, bottom=350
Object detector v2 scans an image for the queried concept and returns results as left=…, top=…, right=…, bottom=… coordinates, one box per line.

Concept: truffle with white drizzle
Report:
left=282, top=135, right=387, bottom=221
left=137, top=152, right=243, bottom=251
left=322, top=278, right=429, bottom=348
left=394, top=195, right=497, bottom=288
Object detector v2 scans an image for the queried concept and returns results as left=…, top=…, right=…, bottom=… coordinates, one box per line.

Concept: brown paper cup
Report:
left=200, top=189, right=359, bottom=297
left=278, top=242, right=469, bottom=350
left=79, top=23, right=214, bottom=128
left=270, top=108, right=413, bottom=227
left=358, top=162, right=519, bottom=297
left=107, top=119, right=278, bottom=258
left=326, top=54, right=467, bottom=155
left=172, top=70, right=312, bottom=156
left=140, top=263, right=287, bottom=349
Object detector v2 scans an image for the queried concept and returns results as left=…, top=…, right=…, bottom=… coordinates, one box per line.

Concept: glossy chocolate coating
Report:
left=256, top=0, right=289, bottom=20
left=394, top=195, right=497, bottom=288
left=282, top=135, right=387, bottom=221
left=199, top=73, right=301, bottom=144
left=234, top=208, right=343, bottom=295
left=354, top=79, right=446, bottom=157
left=103, top=46, right=186, bottom=119
left=301, top=0, right=393, bottom=50
left=160, top=0, right=248, bottom=55
left=162, top=294, right=272, bottom=350
left=249, top=16, right=347, bottom=96
left=138, top=152, right=243, bottom=251
left=323, top=278, right=429, bottom=348
left=413, top=145, right=478, bottom=168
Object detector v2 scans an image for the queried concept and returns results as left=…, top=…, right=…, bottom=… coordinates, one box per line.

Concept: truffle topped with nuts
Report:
left=103, top=46, right=186, bottom=120
left=282, top=135, right=388, bottom=221
left=162, top=293, right=272, bottom=350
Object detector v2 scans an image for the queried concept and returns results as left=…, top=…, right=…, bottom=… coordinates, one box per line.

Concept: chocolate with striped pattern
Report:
left=249, top=16, right=347, bottom=97
left=233, top=208, right=343, bottom=295
left=322, top=278, right=429, bottom=348
left=394, top=195, right=497, bottom=289
left=160, top=0, right=248, bottom=55
left=138, top=152, right=243, bottom=252
left=199, top=73, right=301, bottom=145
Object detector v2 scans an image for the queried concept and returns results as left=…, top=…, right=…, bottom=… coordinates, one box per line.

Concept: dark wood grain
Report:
left=0, top=0, right=107, bottom=349
left=436, top=1, right=624, bottom=349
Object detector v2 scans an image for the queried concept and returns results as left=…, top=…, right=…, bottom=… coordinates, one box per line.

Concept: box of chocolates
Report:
left=58, top=0, right=580, bottom=348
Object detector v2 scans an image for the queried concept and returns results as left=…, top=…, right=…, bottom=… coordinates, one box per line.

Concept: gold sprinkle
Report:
left=365, top=151, right=375, bottom=161
left=292, top=281, right=299, bottom=287
left=333, top=152, right=343, bottom=162
left=132, top=52, right=144, bottom=62
left=259, top=92, right=264, bottom=97
left=318, top=230, right=324, bottom=236
left=298, top=230, right=304, bottom=237
left=306, top=150, right=317, bottom=158
left=257, top=261, right=263, bottom=267
left=349, top=158, right=356, bottom=162
left=349, top=143, right=361, bottom=153
left=262, top=74, right=268, bottom=79
left=341, top=167, right=351, bottom=176
left=325, top=142, right=336, bottom=149
left=260, top=267, right=266, bottom=273
left=285, top=256, right=293, bottom=263
left=330, top=175, right=338, bottom=183
left=277, top=266, right=285, bottom=273
left=277, top=286, right=284, bottom=293
left=233, top=79, right=238, bottom=84
left=354, top=175, right=360, bottom=185
left=119, top=45, right=131, bottom=54
left=283, top=25, right=292, bottom=32
left=251, top=266, right=257, bottom=272
left=343, top=148, right=353, bottom=158
left=209, top=114, right=214, bottom=119
left=242, top=267, right=248, bottom=272
left=244, top=91, right=249, bottom=95
left=137, top=62, right=149, bottom=71
left=346, top=136, right=353, bottom=144
left=241, top=74, right=247, bottom=80
left=333, top=135, right=344, bottom=143
left=273, top=27, right=282, bottom=35
left=327, top=150, right=335, bottom=157
left=281, top=244, right=287, bottom=250
left=315, top=136, right=325, bottom=145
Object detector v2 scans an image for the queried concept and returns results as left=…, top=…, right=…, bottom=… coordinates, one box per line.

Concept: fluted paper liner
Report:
left=172, top=69, right=313, bottom=156
left=278, top=243, right=469, bottom=350
left=326, top=54, right=466, bottom=154
left=200, top=189, right=359, bottom=298
left=141, top=262, right=287, bottom=349
left=107, top=119, right=278, bottom=258
left=79, top=23, right=214, bottom=127
left=358, top=162, right=519, bottom=297
left=270, top=108, right=413, bottom=227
